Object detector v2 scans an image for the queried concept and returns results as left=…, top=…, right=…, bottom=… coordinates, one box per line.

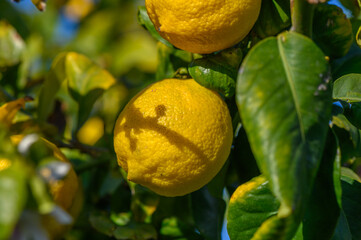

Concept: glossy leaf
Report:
left=189, top=56, right=237, bottom=98
left=333, top=74, right=361, bottom=102
left=236, top=32, right=332, bottom=238
left=254, top=0, right=291, bottom=38
left=0, top=21, right=25, bottom=67
left=38, top=52, right=116, bottom=129
left=227, top=176, right=280, bottom=240
left=0, top=161, right=27, bottom=240
left=313, top=4, right=353, bottom=58
left=137, top=6, right=172, bottom=48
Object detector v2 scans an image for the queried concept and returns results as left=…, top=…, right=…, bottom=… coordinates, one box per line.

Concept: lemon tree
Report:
left=1, top=0, right=361, bottom=239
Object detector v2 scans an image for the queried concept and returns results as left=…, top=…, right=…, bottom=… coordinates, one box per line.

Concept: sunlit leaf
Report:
left=227, top=176, right=279, bottom=240
left=0, top=21, right=25, bottom=67
left=189, top=49, right=242, bottom=98
left=333, top=74, right=361, bottom=102
left=0, top=96, right=33, bottom=126
left=236, top=32, right=332, bottom=238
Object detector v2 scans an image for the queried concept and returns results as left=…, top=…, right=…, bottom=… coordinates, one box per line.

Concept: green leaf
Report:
left=332, top=114, right=361, bottom=163
left=357, top=26, right=361, bottom=48
left=236, top=32, right=332, bottom=238
left=0, top=161, right=27, bottom=239
left=301, top=130, right=340, bottom=240
left=340, top=175, right=361, bottom=239
left=160, top=217, right=201, bottom=240
left=37, top=52, right=67, bottom=122
left=254, top=0, right=291, bottom=38
left=0, top=21, right=25, bottom=67
left=333, top=74, right=361, bottom=102
left=332, top=54, right=361, bottom=80
left=156, top=42, right=193, bottom=81
left=331, top=210, right=352, bottom=240
left=38, top=52, right=116, bottom=129
left=191, top=187, right=226, bottom=240
left=189, top=56, right=236, bottom=98
left=227, top=176, right=280, bottom=240
left=89, top=211, right=116, bottom=237
left=343, top=102, right=361, bottom=129
left=113, top=222, right=157, bottom=240
left=65, top=52, right=116, bottom=128
left=313, top=4, right=353, bottom=58
left=137, top=6, right=172, bottom=48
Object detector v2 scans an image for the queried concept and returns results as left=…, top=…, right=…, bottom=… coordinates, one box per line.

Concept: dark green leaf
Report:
left=343, top=102, right=361, bottom=129
left=332, top=114, right=361, bottom=163
left=254, top=0, right=291, bottom=38
left=227, top=176, right=280, bottom=240
left=0, top=161, right=27, bottom=239
left=236, top=32, right=332, bottom=238
left=37, top=52, right=67, bottom=122
left=340, top=175, right=361, bottom=239
left=191, top=186, right=226, bottom=240
left=137, top=6, right=172, bottom=48
left=0, top=21, right=25, bottom=67
left=156, top=42, right=192, bottom=81
left=313, top=4, right=353, bottom=58
left=113, top=222, right=157, bottom=240
left=301, top=130, right=340, bottom=240
left=89, top=211, right=116, bottom=237
left=331, top=210, right=352, bottom=240
left=188, top=52, right=239, bottom=98
left=333, top=74, right=361, bottom=102
left=332, top=54, right=361, bottom=79
left=339, top=0, right=360, bottom=17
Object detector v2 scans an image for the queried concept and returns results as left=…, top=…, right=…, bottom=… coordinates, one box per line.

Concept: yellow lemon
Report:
left=77, top=117, right=104, bottom=145
left=145, top=0, right=261, bottom=54
left=113, top=79, right=233, bottom=197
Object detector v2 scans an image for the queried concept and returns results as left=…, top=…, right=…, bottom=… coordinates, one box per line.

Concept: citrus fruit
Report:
left=145, top=0, right=262, bottom=54
left=113, top=78, right=233, bottom=197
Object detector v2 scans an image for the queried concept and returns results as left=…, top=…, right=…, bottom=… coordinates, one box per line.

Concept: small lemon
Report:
left=145, top=0, right=261, bottom=54
left=113, top=79, right=233, bottom=197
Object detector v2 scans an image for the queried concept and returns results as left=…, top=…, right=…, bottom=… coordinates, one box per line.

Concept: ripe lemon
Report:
left=113, top=79, right=233, bottom=197
left=145, top=0, right=261, bottom=54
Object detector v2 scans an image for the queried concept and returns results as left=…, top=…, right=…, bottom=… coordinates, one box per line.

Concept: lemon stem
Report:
left=290, top=0, right=316, bottom=38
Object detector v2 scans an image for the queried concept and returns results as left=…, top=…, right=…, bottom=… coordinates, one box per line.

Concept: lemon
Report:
left=113, top=79, right=233, bottom=197
left=77, top=116, right=104, bottom=145
left=145, top=0, right=261, bottom=54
